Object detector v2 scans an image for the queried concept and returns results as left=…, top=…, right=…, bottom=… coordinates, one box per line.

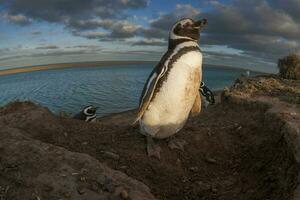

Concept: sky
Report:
left=0, top=0, right=299, bottom=73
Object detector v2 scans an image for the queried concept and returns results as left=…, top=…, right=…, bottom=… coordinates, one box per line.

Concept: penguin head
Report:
left=170, top=18, right=207, bottom=41
left=83, top=105, right=97, bottom=116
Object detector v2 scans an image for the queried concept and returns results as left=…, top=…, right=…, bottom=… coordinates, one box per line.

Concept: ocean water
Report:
left=0, top=64, right=260, bottom=116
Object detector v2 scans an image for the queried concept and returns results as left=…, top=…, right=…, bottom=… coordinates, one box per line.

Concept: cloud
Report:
left=0, top=0, right=147, bottom=40
left=72, top=31, right=109, bottom=40
left=1, top=0, right=148, bottom=22
left=35, top=45, right=59, bottom=49
left=0, top=48, right=10, bottom=54
left=71, top=19, right=141, bottom=40
left=140, top=4, right=201, bottom=39
left=1, top=0, right=299, bottom=70
left=2, top=12, right=31, bottom=25
left=201, top=0, right=300, bottom=59
left=130, top=39, right=166, bottom=46
left=272, top=0, right=300, bottom=22
left=30, top=31, right=42, bottom=35
left=65, top=44, right=100, bottom=49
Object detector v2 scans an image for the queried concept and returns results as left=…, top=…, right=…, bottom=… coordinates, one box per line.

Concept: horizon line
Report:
left=0, top=60, right=269, bottom=76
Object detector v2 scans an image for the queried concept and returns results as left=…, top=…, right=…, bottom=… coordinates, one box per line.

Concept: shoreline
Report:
left=0, top=61, right=156, bottom=76
left=0, top=60, right=267, bottom=76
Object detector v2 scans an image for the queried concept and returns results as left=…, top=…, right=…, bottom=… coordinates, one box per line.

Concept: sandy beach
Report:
left=0, top=61, right=156, bottom=76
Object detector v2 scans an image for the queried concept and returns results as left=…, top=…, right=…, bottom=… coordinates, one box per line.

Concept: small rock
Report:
left=77, top=186, right=85, bottom=195
left=181, top=176, right=189, bottom=183
left=80, top=168, right=88, bottom=174
left=120, top=189, right=129, bottom=199
left=211, top=186, right=218, bottom=193
left=96, top=176, right=106, bottom=185
left=63, top=132, right=68, bottom=138
left=101, top=151, right=120, bottom=160
left=63, top=192, right=71, bottom=198
left=81, top=141, right=88, bottom=145
left=205, top=158, right=217, bottom=164
left=91, top=182, right=99, bottom=191
left=207, top=131, right=212, bottom=136
left=189, top=167, right=199, bottom=172
left=197, top=181, right=210, bottom=191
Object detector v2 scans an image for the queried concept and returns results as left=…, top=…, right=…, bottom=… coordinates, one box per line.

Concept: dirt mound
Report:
left=0, top=118, right=156, bottom=200
left=278, top=53, right=300, bottom=80
left=0, top=75, right=299, bottom=200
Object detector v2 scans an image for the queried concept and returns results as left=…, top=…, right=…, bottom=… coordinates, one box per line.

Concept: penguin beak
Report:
left=193, top=18, right=208, bottom=29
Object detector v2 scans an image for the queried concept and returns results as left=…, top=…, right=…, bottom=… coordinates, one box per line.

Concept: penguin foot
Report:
left=168, top=138, right=187, bottom=151
left=146, top=136, right=161, bottom=160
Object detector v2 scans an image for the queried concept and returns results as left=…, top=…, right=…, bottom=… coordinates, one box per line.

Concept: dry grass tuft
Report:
left=278, top=53, right=300, bottom=80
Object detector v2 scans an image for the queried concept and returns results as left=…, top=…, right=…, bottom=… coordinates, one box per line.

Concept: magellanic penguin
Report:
left=199, top=81, right=215, bottom=107
left=134, top=18, right=208, bottom=159
left=73, top=105, right=97, bottom=122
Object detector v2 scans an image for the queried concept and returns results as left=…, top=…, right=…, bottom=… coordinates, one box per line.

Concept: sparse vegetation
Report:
left=278, top=53, right=300, bottom=80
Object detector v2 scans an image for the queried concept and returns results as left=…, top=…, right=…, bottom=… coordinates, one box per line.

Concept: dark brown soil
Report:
left=1, top=97, right=299, bottom=200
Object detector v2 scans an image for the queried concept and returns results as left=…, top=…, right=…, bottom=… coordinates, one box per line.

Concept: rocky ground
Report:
left=0, top=75, right=299, bottom=200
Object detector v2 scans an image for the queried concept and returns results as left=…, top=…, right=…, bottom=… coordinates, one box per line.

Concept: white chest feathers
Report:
left=140, top=47, right=203, bottom=139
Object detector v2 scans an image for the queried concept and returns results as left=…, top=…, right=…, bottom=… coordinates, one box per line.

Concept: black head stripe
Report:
left=152, top=46, right=200, bottom=100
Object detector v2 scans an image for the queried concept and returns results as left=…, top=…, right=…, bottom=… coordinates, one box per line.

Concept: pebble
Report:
left=81, top=141, right=88, bottom=145
left=63, top=192, right=71, bottom=198
left=101, top=151, right=120, bottom=160
left=91, top=182, right=99, bottom=191
left=205, top=158, right=217, bottom=164
left=189, top=167, right=199, bottom=172
left=77, top=186, right=85, bottom=195
left=211, top=186, right=218, bottom=193
left=197, top=181, right=210, bottom=191
left=63, top=132, right=68, bottom=138
left=120, top=189, right=129, bottom=199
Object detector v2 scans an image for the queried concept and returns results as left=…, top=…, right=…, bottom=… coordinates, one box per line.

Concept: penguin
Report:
left=199, top=81, right=215, bottom=106
left=134, top=18, right=208, bottom=159
left=73, top=105, right=97, bottom=122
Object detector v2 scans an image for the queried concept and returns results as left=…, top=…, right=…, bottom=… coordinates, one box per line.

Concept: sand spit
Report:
left=0, top=61, right=156, bottom=76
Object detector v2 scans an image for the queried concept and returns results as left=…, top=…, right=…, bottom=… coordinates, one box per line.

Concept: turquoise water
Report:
left=0, top=64, right=260, bottom=116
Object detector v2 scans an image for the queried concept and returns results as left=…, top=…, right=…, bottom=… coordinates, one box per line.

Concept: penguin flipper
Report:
left=191, top=92, right=201, bottom=117
left=133, top=65, right=168, bottom=124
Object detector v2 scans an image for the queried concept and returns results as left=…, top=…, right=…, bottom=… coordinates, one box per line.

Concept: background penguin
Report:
left=134, top=18, right=208, bottom=159
left=199, top=81, right=215, bottom=107
left=73, top=105, right=97, bottom=122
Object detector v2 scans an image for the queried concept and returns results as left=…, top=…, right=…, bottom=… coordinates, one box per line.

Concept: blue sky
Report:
left=0, top=0, right=299, bottom=73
